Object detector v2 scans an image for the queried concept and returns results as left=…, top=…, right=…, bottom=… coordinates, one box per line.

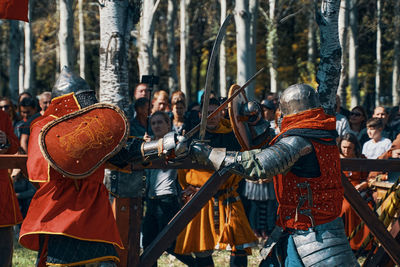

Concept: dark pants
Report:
left=247, top=200, right=278, bottom=236
left=36, top=234, right=118, bottom=266
left=142, top=195, right=195, bottom=266
left=0, top=226, right=13, bottom=267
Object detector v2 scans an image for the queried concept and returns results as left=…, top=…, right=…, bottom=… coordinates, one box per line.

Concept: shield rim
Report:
left=228, top=84, right=250, bottom=151
left=39, top=103, right=129, bottom=179
left=228, top=84, right=270, bottom=151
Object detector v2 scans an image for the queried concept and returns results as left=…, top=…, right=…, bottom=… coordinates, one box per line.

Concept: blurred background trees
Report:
left=0, top=0, right=399, bottom=115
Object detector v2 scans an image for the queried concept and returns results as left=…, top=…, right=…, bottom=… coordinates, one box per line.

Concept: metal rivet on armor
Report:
left=55, top=108, right=58, bottom=111
left=112, top=175, right=116, bottom=180
left=76, top=160, right=79, bottom=164
left=121, top=206, right=126, bottom=211
left=56, top=134, right=60, bottom=138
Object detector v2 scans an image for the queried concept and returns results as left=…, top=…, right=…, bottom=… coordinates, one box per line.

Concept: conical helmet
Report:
left=52, top=66, right=92, bottom=98
left=279, top=84, right=321, bottom=116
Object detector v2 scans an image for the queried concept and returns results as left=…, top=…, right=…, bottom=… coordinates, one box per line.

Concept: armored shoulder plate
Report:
left=253, top=136, right=313, bottom=178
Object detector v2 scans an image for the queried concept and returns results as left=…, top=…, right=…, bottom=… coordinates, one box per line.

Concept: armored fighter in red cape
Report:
left=19, top=67, right=184, bottom=267
left=190, top=84, right=359, bottom=266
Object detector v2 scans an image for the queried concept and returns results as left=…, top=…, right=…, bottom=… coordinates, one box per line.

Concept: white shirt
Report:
left=336, top=113, right=350, bottom=137
left=362, top=137, right=392, bottom=159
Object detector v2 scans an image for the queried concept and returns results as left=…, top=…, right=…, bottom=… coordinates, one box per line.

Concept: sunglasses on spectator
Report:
left=350, top=112, right=362, bottom=117
left=0, top=105, right=10, bottom=111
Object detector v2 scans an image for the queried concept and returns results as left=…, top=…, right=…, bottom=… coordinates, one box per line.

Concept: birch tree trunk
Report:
left=375, top=0, right=381, bottom=107
left=348, top=0, right=359, bottom=107
left=219, top=0, right=227, bottom=97
left=338, top=0, right=349, bottom=108
left=78, top=0, right=85, bottom=79
left=99, top=0, right=133, bottom=112
left=153, top=31, right=161, bottom=76
left=235, top=0, right=253, bottom=99
left=307, top=3, right=316, bottom=82
left=19, top=22, right=24, bottom=94
left=316, top=0, right=341, bottom=115
left=9, top=21, right=21, bottom=101
left=56, top=0, right=60, bottom=75
left=99, top=2, right=137, bottom=266
left=180, top=0, right=189, bottom=100
left=138, top=0, right=160, bottom=77
left=248, top=0, right=258, bottom=97
left=24, top=0, right=34, bottom=93
left=59, top=0, right=74, bottom=69
left=261, top=0, right=278, bottom=94
left=167, top=0, right=178, bottom=92
left=393, top=0, right=400, bottom=106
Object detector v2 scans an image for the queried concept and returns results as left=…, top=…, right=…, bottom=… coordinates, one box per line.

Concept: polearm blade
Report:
left=199, top=14, right=233, bottom=140
left=185, top=67, right=265, bottom=139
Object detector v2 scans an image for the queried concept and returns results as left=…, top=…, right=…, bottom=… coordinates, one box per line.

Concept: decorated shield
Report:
left=228, top=84, right=271, bottom=150
left=39, top=103, right=129, bottom=179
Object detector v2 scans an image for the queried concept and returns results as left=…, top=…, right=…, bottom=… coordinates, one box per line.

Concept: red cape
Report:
left=0, top=0, right=29, bottom=22
left=19, top=95, right=123, bottom=250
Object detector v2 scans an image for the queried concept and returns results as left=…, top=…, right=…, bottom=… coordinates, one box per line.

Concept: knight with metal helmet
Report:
left=190, top=84, right=359, bottom=266
left=19, top=67, right=183, bottom=267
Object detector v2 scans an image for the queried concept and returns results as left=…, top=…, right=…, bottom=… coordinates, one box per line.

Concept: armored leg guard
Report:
left=292, top=218, right=359, bottom=266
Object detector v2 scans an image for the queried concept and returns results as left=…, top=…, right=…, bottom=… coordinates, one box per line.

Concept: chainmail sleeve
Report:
left=235, top=136, right=313, bottom=181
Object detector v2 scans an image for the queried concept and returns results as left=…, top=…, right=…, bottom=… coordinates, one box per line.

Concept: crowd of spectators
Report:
left=4, top=84, right=400, bottom=264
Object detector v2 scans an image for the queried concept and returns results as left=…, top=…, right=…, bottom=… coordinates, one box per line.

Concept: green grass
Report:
left=12, top=241, right=262, bottom=266
left=13, top=242, right=37, bottom=266
left=12, top=242, right=366, bottom=266
left=158, top=249, right=262, bottom=267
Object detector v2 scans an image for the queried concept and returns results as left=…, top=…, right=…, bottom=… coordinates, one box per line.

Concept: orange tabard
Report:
left=340, top=169, right=372, bottom=250
left=175, top=169, right=257, bottom=254
left=19, top=94, right=123, bottom=251
left=272, top=108, right=344, bottom=230
left=0, top=110, right=23, bottom=227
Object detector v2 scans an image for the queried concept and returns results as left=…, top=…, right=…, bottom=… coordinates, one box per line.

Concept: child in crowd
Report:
left=142, top=111, right=194, bottom=267
left=362, top=118, right=392, bottom=159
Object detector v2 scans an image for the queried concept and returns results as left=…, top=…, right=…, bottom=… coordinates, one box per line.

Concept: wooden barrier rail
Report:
left=2, top=156, right=399, bottom=172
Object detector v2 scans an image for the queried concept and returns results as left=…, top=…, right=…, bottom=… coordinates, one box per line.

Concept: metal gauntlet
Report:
left=236, top=136, right=313, bottom=180
left=141, top=132, right=177, bottom=161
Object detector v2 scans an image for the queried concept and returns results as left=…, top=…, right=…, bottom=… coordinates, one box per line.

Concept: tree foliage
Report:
left=0, top=0, right=398, bottom=112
